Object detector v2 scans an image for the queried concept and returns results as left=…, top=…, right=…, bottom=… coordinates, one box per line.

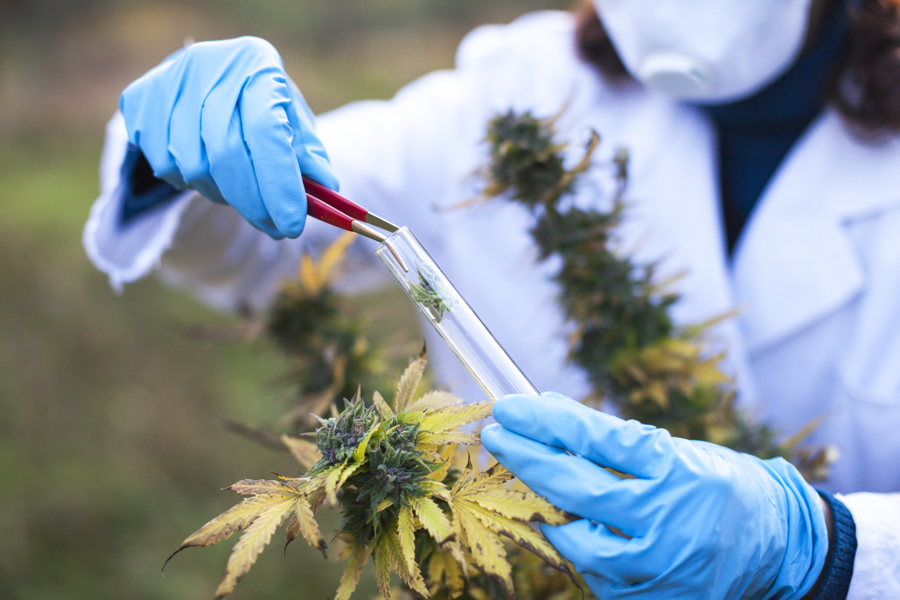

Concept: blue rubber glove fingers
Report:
left=492, top=392, right=670, bottom=479
left=486, top=392, right=830, bottom=600
left=237, top=68, right=308, bottom=237
left=120, top=37, right=338, bottom=239
left=480, top=424, right=651, bottom=537
left=539, top=519, right=665, bottom=588
left=284, top=76, right=340, bottom=193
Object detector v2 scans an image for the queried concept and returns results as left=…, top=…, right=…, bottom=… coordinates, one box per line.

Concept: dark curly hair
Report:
left=575, top=0, right=900, bottom=137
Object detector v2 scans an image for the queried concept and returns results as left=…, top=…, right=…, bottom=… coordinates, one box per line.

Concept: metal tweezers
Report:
left=303, top=176, right=408, bottom=271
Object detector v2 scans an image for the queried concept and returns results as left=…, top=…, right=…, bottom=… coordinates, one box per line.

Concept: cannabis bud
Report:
left=408, top=265, right=454, bottom=322
left=356, top=420, right=428, bottom=511
left=484, top=109, right=569, bottom=208
left=315, top=400, right=378, bottom=465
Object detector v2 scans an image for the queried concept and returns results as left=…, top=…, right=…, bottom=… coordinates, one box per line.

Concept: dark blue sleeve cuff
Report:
left=810, top=491, right=857, bottom=600
left=117, top=144, right=182, bottom=225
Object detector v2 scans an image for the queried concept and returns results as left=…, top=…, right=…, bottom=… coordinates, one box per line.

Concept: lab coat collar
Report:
left=732, top=108, right=900, bottom=353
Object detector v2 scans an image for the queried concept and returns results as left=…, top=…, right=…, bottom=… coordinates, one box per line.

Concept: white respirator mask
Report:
left=590, top=0, right=816, bottom=103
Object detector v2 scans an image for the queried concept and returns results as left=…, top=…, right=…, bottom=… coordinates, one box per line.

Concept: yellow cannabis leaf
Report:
left=394, top=347, right=427, bottom=413
left=455, top=505, right=515, bottom=597
left=419, top=402, right=494, bottom=436
left=335, top=541, right=373, bottom=600
left=427, top=549, right=465, bottom=598
left=163, top=482, right=300, bottom=570
left=409, top=495, right=454, bottom=544
left=446, top=457, right=579, bottom=595
left=462, top=488, right=571, bottom=525
left=281, top=434, right=322, bottom=469
left=407, top=390, right=462, bottom=413
left=373, top=390, right=394, bottom=418
left=298, top=231, right=356, bottom=295
left=397, top=506, right=417, bottom=573
left=291, top=495, right=327, bottom=556
left=418, top=431, right=480, bottom=446
left=214, top=495, right=297, bottom=598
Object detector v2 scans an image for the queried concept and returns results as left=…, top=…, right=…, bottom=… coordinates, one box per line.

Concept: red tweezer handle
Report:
left=306, top=194, right=355, bottom=232
left=303, top=176, right=368, bottom=222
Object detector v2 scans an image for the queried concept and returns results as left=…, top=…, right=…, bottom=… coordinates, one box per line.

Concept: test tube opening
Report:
left=374, top=227, right=538, bottom=401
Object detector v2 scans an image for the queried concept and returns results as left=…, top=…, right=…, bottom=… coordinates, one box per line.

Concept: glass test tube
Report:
left=374, top=227, right=539, bottom=401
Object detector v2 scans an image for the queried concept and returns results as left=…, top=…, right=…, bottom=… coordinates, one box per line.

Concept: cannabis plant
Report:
left=164, top=351, right=577, bottom=599
left=480, top=108, right=834, bottom=477
left=265, top=232, right=386, bottom=431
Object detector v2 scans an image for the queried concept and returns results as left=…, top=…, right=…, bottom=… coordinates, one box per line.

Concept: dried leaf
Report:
left=338, top=462, right=365, bottom=491
left=281, top=435, right=322, bottom=470
left=214, top=495, right=297, bottom=598
left=373, top=390, right=394, bottom=419
left=418, top=478, right=453, bottom=503
left=455, top=504, right=515, bottom=598
left=409, top=495, right=453, bottom=545
left=395, top=351, right=427, bottom=413
left=376, top=527, right=429, bottom=598
left=227, top=479, right=303, bottom=496
left=335, top=541, right=374, bottom=600
left=284, top=514, right=299, bottom=554
left=419, top=402, right=493, bottom=435
left=298, top=232, right=356, bottom=295
left=397, top=506, right=417, bottom=572
left=450, top=455, right=475, bottom=497
left=407, top=390, right=463, bottom=413
left=453, top=462, right=514, bottom=497
left=299, top=254, right=321, bottom=295
left=456, top=499, right=570, bottom=577
left=295, top=496, right=327, bottom=557
left=418, top=431, right=480, bottom=447
left=463, top=489, right=572, bottom=525
left=390, top=528, right=430, bottom=597
left=374, top=533, right=397, bottom=600
left=164, top=493, right=293, bottom=569
left=427, top=549, right=465, bottom=598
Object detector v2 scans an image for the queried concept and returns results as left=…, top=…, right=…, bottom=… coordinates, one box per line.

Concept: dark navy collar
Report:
left=702, top=1, right=851, bottom=130
left=700, top=2, right=852, bottom=253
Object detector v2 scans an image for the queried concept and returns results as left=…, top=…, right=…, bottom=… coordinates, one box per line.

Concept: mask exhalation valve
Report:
left=637, top=52, right=714, bottom=100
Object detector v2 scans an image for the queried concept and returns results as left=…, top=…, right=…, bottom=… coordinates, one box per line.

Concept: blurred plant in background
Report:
left=166, top=237, right=587, bottom=600
left=479, top=108, right=836, bottom=481
left=0, top=2, right=569, bottom=600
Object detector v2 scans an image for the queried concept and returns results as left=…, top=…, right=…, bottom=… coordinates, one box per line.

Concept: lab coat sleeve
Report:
left=82, top=11, right=577, bottom=311
left=836, top=492, right=900, bottom=599
left=82, top=111, right=301, bottom=312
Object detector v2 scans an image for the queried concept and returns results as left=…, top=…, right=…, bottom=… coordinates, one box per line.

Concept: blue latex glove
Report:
left=119, top=37, right=338, bottom=239
left=481, top=392, right=829, bottom=599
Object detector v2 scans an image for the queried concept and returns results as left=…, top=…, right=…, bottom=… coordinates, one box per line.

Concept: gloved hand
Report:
left=120, top=37, right=338, bottom=239
left=481, top=392, right=829, bottom=599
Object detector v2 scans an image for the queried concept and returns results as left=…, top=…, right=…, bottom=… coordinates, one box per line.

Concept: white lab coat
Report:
left=84, top=12, right=900, bottom=597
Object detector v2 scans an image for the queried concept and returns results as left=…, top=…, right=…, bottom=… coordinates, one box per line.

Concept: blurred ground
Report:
left=0, top=1, right=569, bottom=599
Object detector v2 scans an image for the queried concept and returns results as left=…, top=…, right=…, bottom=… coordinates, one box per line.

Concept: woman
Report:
left=84, top=0, right=900, bottom=597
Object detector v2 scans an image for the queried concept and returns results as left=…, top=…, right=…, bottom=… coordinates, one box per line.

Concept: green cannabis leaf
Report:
left=408, top=266, right=454, bottom=323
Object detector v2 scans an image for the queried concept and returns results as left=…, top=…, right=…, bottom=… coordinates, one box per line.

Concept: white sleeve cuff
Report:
left=82, top=112, right=198, bottom=292
left=837, top=491, right=900, bottom=599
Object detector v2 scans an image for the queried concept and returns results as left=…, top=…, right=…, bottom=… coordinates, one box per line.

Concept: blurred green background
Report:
left=0, top=1, right=569, bottom=599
